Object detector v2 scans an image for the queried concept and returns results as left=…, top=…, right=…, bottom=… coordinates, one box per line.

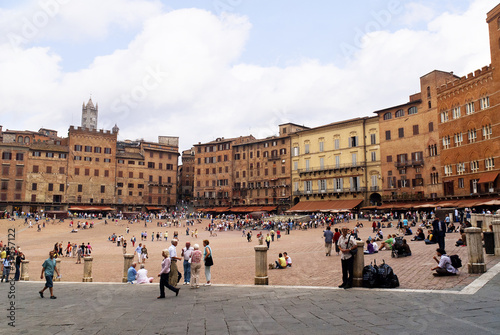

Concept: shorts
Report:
left=45, top=275, right=53, bottom=288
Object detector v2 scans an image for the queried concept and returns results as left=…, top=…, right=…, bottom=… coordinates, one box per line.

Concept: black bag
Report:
left=348, top=235, right=357, bottom=256
left=450, top=255, right=462, bottom=269
left=362, top=262, right=378, bottom=288
left=377, top=260, right=397, bottom=288
left=205, top=255, right=214, bottom=267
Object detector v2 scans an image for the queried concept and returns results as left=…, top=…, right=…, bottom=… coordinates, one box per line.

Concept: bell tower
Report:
left=82, top=97, right=98, bottom=130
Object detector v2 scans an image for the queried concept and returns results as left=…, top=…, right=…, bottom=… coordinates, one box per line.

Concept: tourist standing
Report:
left=338, top=227, right=357, bottom=289
left=181, top=242, right=193, bottom=285
left=190, top=244, right=203, bottom=289
left=203, top=239, right=213, bottom=286
left=168, top=239, right=182, bottom=287
left=135, top=243, right=143, bottom=264
left=323, top=226, right=334, bottom=256
left=14, top=251, right=25, bottom=281
left=39, top=251, right=60, bottom=299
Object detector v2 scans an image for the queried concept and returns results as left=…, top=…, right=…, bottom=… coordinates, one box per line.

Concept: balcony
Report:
left=268, top=155, right=282, bottom=161
left=394, top=159, right=424, bottom=168
left=297, top=162, right=364, bottom=174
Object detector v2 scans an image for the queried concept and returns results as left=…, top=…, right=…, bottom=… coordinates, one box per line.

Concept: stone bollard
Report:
left=492, top=220, right=500, bottom=256
left=448, top=213, right=453, bottom=224
left=484, top=214, right=493, bottom=232
left=82, top=257, right=93, bottom=282
left=123, top=254, right=135, bottom=283
left=353, top=241, right=365, bottom=287
left=55, top=258, right=61, bottom=281
left=254, top=245, right=268, bottom=285
left=465, top=227, right=486, bottom=274
left=20, top=260, right=29, bottom=281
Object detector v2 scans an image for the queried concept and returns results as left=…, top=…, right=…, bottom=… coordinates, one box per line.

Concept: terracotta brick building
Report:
left=375, top=71, right=458, bottom=202
left=437, top=4, right=500, bottom=199
left=178, top=148, right=195, bottom=204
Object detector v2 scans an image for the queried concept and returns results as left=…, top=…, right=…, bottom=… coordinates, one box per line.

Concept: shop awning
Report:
left=146, top=206, right=164, bottom=211
left=68, top=206, right=115, bottom=211
left=288, top=199, right=363, bottom=213
left=478, top=172, right=498, bottom=184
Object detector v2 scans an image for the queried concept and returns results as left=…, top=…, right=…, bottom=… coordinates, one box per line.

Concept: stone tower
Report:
left=82, top=98, right=98, bottom=130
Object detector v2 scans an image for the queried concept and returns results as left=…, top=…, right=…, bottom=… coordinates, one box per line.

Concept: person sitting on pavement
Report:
left=364, top=239, right=377, bottom=254
left=424, top=230, right=437, bottom=244
left=283, top=252, right=292, bottom=267
left=380, top=234, right=395, bottom=250
left=399, top=239, right=412, bottom=256
left=136, top=264, right=154, bottom=284
left=411, top=228, right=425, bottom=241
left=431, top=248, right=458, bottom=276
left=127, top=263, right=137, bottom=284
left=455, top=229, right=467, bottom=247
left=275, top=253, right=287, bottom=269
left=373, top=229, right=383, bottom=241
left=404, top=227, right=413, bottom=236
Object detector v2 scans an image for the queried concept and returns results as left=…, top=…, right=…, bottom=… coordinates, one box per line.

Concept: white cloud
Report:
left=0, top=0, right=497, bottom=153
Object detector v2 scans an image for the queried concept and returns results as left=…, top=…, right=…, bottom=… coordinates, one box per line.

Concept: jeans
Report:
left=1, top=267, right=11, bottom=282
left=183, top=260, right=191, bottom=283
left=14, top=263, right=20, bottom=281
left=159, top=273, right=177, bottom=297
left=205, top=266, right=211, bottom=282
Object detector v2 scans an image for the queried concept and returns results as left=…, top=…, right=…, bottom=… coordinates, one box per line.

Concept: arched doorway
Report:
left=369, top=193, right=382, bottom=206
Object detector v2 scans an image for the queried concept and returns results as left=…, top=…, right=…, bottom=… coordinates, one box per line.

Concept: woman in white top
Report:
left=136, top=264, right=153, bottom=284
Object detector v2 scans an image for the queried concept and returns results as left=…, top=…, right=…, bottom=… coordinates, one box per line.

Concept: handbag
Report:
left=348, top=235, right=357, bottom=256
left=205, top=255, right=214, bottom=267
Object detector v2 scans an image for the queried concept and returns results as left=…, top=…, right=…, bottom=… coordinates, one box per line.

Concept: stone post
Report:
left=470, top=213, right=478, bottom=228
left=492, top=220, right=500, bottom=256
left=82, top=257, right=93, bottom=282
left=353, top=241, right=365, bottom=287
left=254, top=245, right=268, bottom=285
left=416, top=212, right=421, bottom=223
left=465, top=227, right=486, bottom=274
left=400, top=213, right=404, bottom=220
left=123, top=254, right=135, bottom=283
left=55, top=258, right=61, bottom=281
left=484, top=214, right=493, bottom=232
left=20, top=260, right=29, bottom=281
left=448, top=213, right=453, bottom=225
left=355, top=213, right=358, bottom=220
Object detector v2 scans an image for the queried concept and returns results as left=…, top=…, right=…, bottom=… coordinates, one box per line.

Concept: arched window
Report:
left=24, top=136, right=30, bottom=144
left=395, top=109, right=404, bottom=118
left=427, top=86, right=431, bottom=98
left=383, top=112, right=392, bottom=120
left=17, top=136, right=23, bottom=143
left=428, top=101, right=432, bottom=109
left=408, top=106, right=418, bottom=115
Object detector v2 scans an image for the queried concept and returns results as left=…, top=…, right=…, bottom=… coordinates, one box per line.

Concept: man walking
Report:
left=323, top=226, right=334, bottom=256
left=39, top=251, right=60, bottom=299
left=168, top=239, right=182, bottom=287
left=432, top=217, right=446, bottom=250
left=181, top=241, right=194, bottom=285
left=135, top=243, right=143, bottom=264
left=338, top=227, right=357, bottom=289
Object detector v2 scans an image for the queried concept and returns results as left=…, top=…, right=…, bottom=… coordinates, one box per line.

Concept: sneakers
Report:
left=39, top=291, right=44, bottom=298
left=186, top=282, right=190, bottom=285
left=204, top=282, right=211, bottom=286
left=50, top=296, right=57, bottom=299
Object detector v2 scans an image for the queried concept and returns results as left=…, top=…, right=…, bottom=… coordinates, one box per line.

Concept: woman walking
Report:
left=157, top=249, right=179, bottom=299
left=203, top=240, right=213, bottom=286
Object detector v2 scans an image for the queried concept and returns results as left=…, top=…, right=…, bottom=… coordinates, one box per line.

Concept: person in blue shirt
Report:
left=39, top=250, right=60, bottom=299
left=127, top=263, right=137, bottom=283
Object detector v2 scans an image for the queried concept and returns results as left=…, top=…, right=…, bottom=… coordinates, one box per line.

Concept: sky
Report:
left=0, top=0, right=498, bottom=153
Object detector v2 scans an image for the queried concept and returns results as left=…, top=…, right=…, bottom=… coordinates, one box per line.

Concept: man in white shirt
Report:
left=337, top=227, right=357, bottom=289
left=181, top=242, right=194, bottom=285
left=431, top=248, right=458, bottom=276
left=168, top=239, right=182, bottom=287
left=135, top=243, right=142, bottom=264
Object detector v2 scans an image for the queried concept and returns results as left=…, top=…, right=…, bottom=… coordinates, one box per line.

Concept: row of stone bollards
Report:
left=18, top=256, right=94, bottom=282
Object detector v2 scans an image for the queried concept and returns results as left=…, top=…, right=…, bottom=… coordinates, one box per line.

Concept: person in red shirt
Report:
left=333, top=228, right=341, bottom=255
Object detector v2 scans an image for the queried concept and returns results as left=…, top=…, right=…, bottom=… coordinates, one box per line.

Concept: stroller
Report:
left=391, top=236, right=410, bottom=258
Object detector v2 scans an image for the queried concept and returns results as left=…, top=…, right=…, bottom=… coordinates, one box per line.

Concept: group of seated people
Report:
left=364, top=238, right=379, bottom=254
left=274, top=252, right=292, bottom=269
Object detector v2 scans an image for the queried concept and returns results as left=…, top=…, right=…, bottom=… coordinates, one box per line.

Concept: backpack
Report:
left=362, top=262, right=379, bottom=288
left=377, top=260, right=399, bottom=288
left=449, top=255, right=462, bottom=269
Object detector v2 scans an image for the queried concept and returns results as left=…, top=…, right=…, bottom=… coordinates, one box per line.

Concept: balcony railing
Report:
left=293, top=187, right=366, bottom=196
left=394, top=159, right=424, bottom=168
left=297, top=162, right=364, bottom=174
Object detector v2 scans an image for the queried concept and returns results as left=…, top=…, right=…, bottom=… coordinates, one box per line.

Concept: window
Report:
left=48, top=183, right=53, bottom=191
left=385, top=130, right=391, bottom=140
left=370, top=134, right=376, bottom=145
left=94, top=147, right=101, bottom=153
left=442, top=136, right=450, bottom=149
left=349, top=136, right=358, bottom=147
left=104, top=148, right=112, bottom=154
left=440, top=111, right=449, bottom=123
left=319, top=157, right=325, bottom=169
left=15, top=181, right=22, bottom=191
left=334, top=178, right=343, bottom=191
left=430, top=172, right=439, bottom=185
left=304, top=181, right=312, bottom=193
left=468, top=129, right=477, bottom=143
left=85, top=168, right=90, bottom=176
left=371, top=151, right=376, bottom=162
left=387, top=155, right=392, bottom=163
left=128, top=183, right=134, bottom=188
left=318, top=179, right=327, bottom=192
left=104, top=158, right=111, bottom=163
left=305, top=159, right=310, bottom=171
left=104, top=170, right=109, bottom=177
left=33, top=151, right=41, bottom=157
left=94, top=169, right=99, bottom=177
left=16, top=153, right=24, bottom=161
left=84, top=157, right=92, bottom=162
left=452, top=106, right=461, bottom=119
left=466, top=102, right=475, bottom=115
left=458, top=178, right=465, bottom=188
left=485, top=157, right=495, bottom=170
left=352, top=153, right=357, bottom=166
left=408, top=106, right=418, bottom=115
left=74, top=156, right=81, bottom=161
left=429, top=122, right=434, bottom=132
left=383, top=112, right=392, bottom=120
left=46, top=166, right=52, bottom=173
left=148, top=162, right=155, bottom=169
left=482, top=125, right=492, bottom=139
left=46, top=152, right=54, bottom=158
left=59, top=167, right=65, bottom=174
left=100, top=185, right=105, bottom=193
left=395, top=109, right=404, bottom=118
left=470, top=160, right=479, bottom=173
left=59, top=184, right=64, bottom=192
left=59, top=153, right=67, bottom=159
left=428, top=144, right=437, bottom=157
left=16, top=166, right=23, bottom=176
left=335, top=155, right=340, bottom=168
left=398, top=128, right=404, bottom=138
left=334, top=139, right=340, bottom=149
left=454, top=133, right=463, bottom=146
left=413, top=125, right=419, bottom=135
left=74, top=168, right=80, bottom=175
left=457, top=162, right=465, bottom=175
left=2, top=152, right=12, bottom=160
left=480, top=96, right=490, bottom=110
left=319, top=141, right=324, bottom=152
left=84, top=146, right=92, bottom=152
left=74, top=145, right=82, bottom=151
left=293, top=161, right=298, bottom=171
left=128, top=172, right=133, bottom=178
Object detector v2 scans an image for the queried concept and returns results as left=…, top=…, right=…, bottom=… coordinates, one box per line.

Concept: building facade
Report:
left=375, top=71, right=458, bottom=203
left=178, top=148, right=195, bottom=204
left=290, top=117, right=381, bottom=209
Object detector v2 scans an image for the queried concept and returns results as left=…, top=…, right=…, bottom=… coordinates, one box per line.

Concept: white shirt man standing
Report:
left=181, top=242, right=194, bottom=285
left=168, top=239, right=182, bottom=287
left=337, top=227, right=357, bottom=289
left=135, top=243, right=143, bottom=263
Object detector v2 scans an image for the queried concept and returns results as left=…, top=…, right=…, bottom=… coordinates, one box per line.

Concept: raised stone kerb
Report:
left=465, top=227, right=486, bottom=274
